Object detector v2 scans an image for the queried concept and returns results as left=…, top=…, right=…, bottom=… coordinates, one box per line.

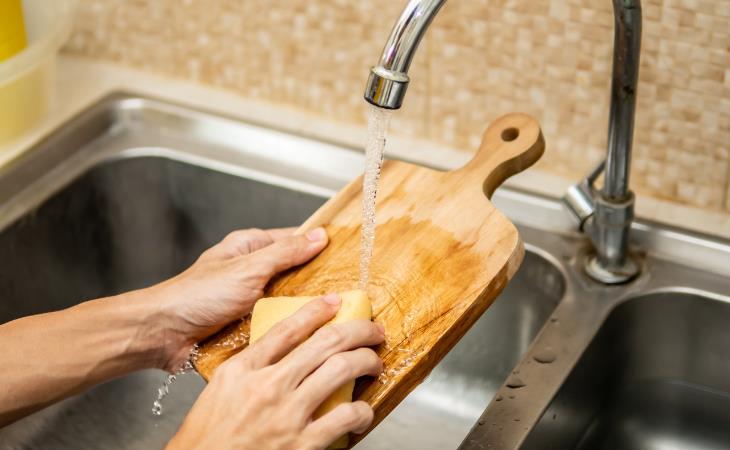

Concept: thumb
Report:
left=247, top=227, right=329, bottom=277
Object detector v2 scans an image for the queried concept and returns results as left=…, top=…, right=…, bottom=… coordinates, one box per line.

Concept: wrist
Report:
left=107, top=287, right=191, bottom=372
left=134, top=284, right=198, bottom=372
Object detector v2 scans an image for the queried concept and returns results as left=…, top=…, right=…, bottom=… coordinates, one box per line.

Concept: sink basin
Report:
left=0, top=95, right=564, bottom=450
left=522, top=291, right=730, bottom=450
left=0, top=157, right=326, bottom=321
left=2, top=93, right=729, bottom=450
left=0, top=157, right=325, bottom=449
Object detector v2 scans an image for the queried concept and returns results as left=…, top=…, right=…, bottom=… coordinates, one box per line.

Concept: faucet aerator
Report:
left=364, top=67, right=409, bottom=110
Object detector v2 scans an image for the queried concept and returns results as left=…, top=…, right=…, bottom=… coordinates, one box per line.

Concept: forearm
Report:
left=0, top=289, right=175, bottom=426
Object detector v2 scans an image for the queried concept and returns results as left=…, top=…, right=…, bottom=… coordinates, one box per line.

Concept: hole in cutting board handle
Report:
left=501, top=127, right=519, bottom=142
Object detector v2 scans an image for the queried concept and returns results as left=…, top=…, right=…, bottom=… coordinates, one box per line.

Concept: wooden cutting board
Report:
left=194, top=113, right=544, bottom=445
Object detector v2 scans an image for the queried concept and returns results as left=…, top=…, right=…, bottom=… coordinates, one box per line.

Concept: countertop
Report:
left=2, top=55, right=729, bottom=239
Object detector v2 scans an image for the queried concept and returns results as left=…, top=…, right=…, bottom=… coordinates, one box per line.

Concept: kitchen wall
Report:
left=63, top=0, right=730, bottom=213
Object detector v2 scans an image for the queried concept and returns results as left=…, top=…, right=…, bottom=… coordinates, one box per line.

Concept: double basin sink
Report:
left=0, top=94, right=728, bottom=449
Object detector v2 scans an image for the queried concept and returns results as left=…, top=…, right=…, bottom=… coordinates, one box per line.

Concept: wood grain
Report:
left=194, top=113, right=545, bottom=446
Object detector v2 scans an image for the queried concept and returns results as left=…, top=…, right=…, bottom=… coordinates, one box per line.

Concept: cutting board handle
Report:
left=451, top=113, right=545, bottom=198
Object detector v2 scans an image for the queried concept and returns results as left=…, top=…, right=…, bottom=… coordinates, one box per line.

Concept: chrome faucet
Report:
left=364, top=0, right=642, bottom=284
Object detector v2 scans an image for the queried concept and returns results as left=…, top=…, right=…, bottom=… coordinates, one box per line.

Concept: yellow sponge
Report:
left=250, top=290, right=372, bottom=449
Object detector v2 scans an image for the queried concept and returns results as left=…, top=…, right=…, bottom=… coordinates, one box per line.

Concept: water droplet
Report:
left=150, top=351, right=194, bottom=416
left=506, top=377, right=526, bottom=389
left=533, top=347, right=557, bottom=364
left=151, top=375, right=177, bottom=416
left=495, top=395, right=503, bottom=402
left=550, top=317, right=559, bottom=323
left=509, top=394, right=516, bottom=399
left=478, top=419, right=486, bottom=426
left=514, top=418, right=521, bottom=422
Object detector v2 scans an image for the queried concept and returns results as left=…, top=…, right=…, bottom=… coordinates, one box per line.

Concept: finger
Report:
left=247, top=227, right=328, bottom=277
left=245, top=294, right=341, bottom=369
left=303, top=401, right=374, bottom=448
left=201, top=228, right=274, bottom=260
left=293, top=348, right=382, bottom=418
left=277, top=320, right=384, bottom=386
left=265, top=227, right=298, bottom=241
left=229, top=227, right=300, bottom=254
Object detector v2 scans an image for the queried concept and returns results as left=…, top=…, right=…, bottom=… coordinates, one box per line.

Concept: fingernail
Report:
left=322, top=293, right=341, bottom=305
left=375, top=322, right=385, bottom=335
left=306, top=227, right=327, bottom=242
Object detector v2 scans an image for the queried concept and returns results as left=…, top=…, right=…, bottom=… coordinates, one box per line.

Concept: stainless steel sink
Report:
left=0, top=93, right=728, bottom=450
left=460, top=232, right=730, bottom=449
left=522, top=291, right=730, bottom=450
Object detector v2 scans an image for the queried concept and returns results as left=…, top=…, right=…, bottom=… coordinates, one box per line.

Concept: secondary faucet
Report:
left=364, top=0, right=642, bottom=284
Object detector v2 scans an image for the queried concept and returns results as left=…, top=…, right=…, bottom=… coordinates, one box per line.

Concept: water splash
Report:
left=152, top=374, right=176, bottom=416
left=213, top=330, right=249, bottom=349
left=151, top=344, right=199, bottom=416
left=181, top=343, right=200, bottom=372
left=359, top=104, right=392, bottom=290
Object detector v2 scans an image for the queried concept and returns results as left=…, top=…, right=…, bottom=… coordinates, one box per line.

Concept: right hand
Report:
left=168, top=294, right=385, bottom=450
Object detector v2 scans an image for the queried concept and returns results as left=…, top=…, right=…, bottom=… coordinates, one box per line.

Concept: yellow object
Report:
left=0, top=0, right=27, bottom=61
left=0, top=63, right=51, bottom=143
left=0, top=0, right=75, bottom=144
left=250, top=290, right=372, bottom=449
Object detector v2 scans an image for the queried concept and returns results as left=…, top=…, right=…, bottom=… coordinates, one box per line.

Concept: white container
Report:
left=0, top=0, right=76, bottom=143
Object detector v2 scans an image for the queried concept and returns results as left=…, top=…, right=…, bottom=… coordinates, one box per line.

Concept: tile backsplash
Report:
left=64, top=0, right=729, bottom=213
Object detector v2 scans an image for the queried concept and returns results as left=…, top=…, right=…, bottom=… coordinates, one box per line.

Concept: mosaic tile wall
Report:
left=64, top=0, right=730, bottom=212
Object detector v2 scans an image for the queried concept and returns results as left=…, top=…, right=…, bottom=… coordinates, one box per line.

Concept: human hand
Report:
left=145, top=227, right=329, bottom=371
left=167, top=294, right=384, bottom=450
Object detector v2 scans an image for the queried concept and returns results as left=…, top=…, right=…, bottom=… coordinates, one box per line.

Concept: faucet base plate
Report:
left=585, top=253, right=640, bottom=285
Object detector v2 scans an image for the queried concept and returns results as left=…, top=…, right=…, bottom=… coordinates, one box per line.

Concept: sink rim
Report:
left=1, top=92, right=729, bottom=450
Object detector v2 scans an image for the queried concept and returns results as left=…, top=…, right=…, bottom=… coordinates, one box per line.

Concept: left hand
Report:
left=144, top=227, right=329, bottom=371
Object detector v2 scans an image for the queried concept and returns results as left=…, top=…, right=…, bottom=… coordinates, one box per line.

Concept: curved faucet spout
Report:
left=366, top=0, right=643, bottom=285
left=363, top=0, right=446, bottom=110
left=365, top=0, right=641, bottom=116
